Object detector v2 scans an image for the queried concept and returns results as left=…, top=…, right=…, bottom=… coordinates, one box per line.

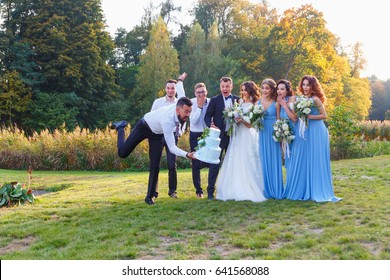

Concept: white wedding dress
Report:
left=216, top=103, right=266, bottom=202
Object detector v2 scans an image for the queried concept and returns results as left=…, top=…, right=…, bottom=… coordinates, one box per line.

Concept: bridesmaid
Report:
left=259, top=78, right=284, bottom=199
left=283, top=75, right=341, bottom=202
left=276, top=79, right=297, bottom=162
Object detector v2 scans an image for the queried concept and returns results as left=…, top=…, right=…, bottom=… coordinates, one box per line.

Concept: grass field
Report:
left=0, top=155, right=389, bottom=260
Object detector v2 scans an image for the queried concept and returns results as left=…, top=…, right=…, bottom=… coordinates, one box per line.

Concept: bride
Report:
left=216, top=81, right=267, bottom=202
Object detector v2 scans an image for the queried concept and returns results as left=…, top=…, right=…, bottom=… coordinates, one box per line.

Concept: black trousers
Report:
left=190, top=131, right=209, bottom=194
left=163, top=133, right=178, bottom=195
left=117, top=118, right=164, bottom=198
left=207, top=132, right=230, bottom=197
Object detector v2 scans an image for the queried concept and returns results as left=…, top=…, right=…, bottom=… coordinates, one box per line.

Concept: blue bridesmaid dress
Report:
left=259, top=101, right=284, bottom=199
left=279, top=96, right=296, bottom=171
left=283, top=100, right=341, bottom=202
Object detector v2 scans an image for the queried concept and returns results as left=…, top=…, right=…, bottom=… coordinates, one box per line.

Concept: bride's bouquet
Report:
left=273, top=118, right=295, bottom=159
left=223, top=99, right=243, bottom=136
left=293, top=96, right=315, bottom=138
left=249, top=103, right=265, bottom=130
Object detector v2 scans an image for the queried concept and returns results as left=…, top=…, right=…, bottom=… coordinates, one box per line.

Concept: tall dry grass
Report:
left=0, top=126, right=191, bottom=171
left=356, top=120, right=390, bottom=141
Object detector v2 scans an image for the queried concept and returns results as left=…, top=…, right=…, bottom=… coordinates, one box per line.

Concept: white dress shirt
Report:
left=143, top=81, right=188, bottom=157
left=190, top=97, right=210, bottom=132
left=151, top=96, right=176, bottom=111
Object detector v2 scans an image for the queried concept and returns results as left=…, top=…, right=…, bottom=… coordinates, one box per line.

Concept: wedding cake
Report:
left=194, top=127, right=221, bottom=164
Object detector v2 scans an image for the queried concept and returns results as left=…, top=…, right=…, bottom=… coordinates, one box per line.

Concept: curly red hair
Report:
left=298, top=75, right=327, bottom=104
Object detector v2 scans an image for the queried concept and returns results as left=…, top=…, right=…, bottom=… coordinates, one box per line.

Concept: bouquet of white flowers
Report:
left=249, top=103, right=265, bottom=130
left=293, top=96, right=315, bottom=138
left=273, top=118, right=295, bottom=159
left=223, top=99, right=243, bottom=136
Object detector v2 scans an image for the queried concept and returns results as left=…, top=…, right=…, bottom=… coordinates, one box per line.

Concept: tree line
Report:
left=0, top=0, right=387, bottom=133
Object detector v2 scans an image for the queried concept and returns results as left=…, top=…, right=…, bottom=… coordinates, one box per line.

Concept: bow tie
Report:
left=224, top=95, right=232, bottom=100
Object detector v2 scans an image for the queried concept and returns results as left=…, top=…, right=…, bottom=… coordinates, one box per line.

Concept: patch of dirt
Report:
left=309, top=228, right=324, bottom=235
left=33, top=190, right=51, bottom=196
left=361, top=242, right=381, bottom=257
left=138, top=231, right=242, bottom=260
left=360, top=175, right=375, bottom=180
left=0, top=236, right=38, bottom=254
left=333, top=175, right=349, bottom=180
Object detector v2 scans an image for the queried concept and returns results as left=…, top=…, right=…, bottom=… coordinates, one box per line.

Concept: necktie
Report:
left=224, top=95, right=232, bottom=100
left=175, top=122, right=180, bottom=135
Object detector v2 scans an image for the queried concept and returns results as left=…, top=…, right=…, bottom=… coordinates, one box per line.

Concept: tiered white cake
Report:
left=194, top=127, right=222, bottom=164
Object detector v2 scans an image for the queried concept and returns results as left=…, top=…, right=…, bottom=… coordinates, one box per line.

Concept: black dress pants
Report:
left=207, top=132, right=229, bottom=197
left=117, top=118, right=164, bottom=198
left=163, top=133, right=178, bottom=195
left=190, top=131, right=209, bottom=194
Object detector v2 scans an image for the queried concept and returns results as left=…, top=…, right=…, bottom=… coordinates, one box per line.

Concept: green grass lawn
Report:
left=0, top=155, right=389, bottom=260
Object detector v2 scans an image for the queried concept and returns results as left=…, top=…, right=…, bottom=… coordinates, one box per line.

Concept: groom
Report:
left=204, top=76, right=239, bottom=199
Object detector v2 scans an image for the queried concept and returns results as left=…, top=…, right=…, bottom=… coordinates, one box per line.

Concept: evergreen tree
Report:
left=0, top=70, right=32, bottom=126
left=0, top=0, right=117, bottom=129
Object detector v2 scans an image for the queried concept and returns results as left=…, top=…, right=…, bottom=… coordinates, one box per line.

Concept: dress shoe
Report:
left=144, top=196, right=155, bottom=205
left=169, top=192, right=178, bottom=198
left=196, top=193, right=204, bottom=198
left=153, top=192, right=159, bottom=199
left=207, top=194, right=214, bottom=200
left=110, top=120, right=128, bottom=130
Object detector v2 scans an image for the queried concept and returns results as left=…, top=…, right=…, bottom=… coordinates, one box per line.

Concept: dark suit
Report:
left=204, top=94, right=239, bottom=198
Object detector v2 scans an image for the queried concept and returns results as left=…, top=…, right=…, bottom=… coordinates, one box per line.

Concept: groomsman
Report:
left=150, top=73, right=187, bottom=199
left=189, top=82, right=210, bottom=198
left=204, top=77, right=240, bottom=199
left=111, top=78, right=195, bottom=205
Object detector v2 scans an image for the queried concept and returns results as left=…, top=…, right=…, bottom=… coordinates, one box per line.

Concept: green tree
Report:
left=180, top=22, right=239, bottom=96
left=369, top=77, right=390, bottom=120
left=0, top=0, right=117, bottom=129
left=24, top=92, right=79, bottom=132
left=0, top=70, right=32, bottom=126
left=128, top=17, right=179, bottom=124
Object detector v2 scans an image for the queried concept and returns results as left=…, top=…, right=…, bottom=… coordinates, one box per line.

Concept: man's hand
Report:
left=178, top=72, right=187, bottom=82
left=197, top=93, right=206, bottom=108
left=187, top=152, right=196, bottom=160
left=210, top=122, right=219, bottom=129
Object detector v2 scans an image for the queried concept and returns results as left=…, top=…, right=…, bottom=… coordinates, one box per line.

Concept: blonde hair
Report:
left=261, top=78, right=277, bottom=100
left=194, top=82, right=206, bottom=91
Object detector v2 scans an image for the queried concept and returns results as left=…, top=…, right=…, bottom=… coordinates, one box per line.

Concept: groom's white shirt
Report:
left=143, top=81, right=187, bottom=157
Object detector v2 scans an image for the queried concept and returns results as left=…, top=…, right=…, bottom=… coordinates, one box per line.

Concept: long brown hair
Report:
left=298, top=75, right=326, bottom=104
left=240, top=81, right=260, bottom=103
left=276, top=79, right=294, bottom=97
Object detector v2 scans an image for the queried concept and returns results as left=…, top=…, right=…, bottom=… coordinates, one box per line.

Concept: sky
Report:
left=101, top=0, right=390, bottom=80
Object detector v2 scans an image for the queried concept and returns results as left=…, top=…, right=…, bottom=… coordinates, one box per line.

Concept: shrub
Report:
left=328, top=105, right=359, bottom=160
left=0, top=182, right=35, bottom=207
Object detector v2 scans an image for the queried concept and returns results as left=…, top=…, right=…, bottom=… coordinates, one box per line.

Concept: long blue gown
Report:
left=259, top=101, right=284, bottom=199
left=280, top=97, right=296, bottom=172
left=283, top=100, right=341, bottom=202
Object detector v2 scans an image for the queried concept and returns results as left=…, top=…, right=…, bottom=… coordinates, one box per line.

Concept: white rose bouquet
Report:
left=293, top=96, right=315, bottom=138
left=273, top=118, right=295, bottom=159
left=223, top=99, right=243, bottom=136
left=249, top=103, right=265, bottom=130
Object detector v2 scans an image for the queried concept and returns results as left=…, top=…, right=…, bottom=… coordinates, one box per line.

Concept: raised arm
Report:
left=176, top=72, right=187, bottom=98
